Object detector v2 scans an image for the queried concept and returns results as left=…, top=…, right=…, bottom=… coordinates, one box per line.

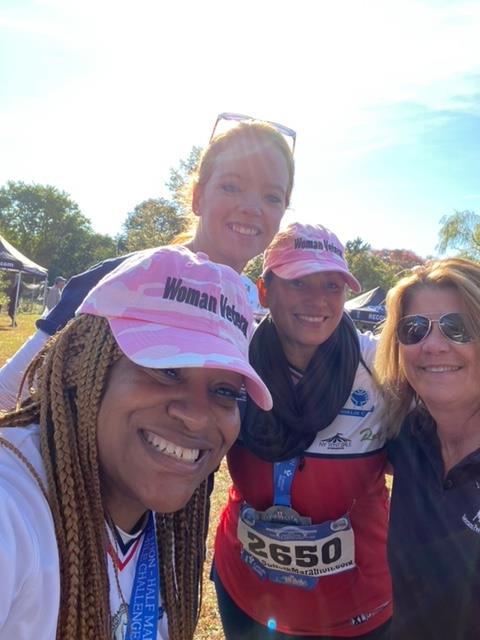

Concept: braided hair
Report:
left=0, top=314, right=208, bottom=640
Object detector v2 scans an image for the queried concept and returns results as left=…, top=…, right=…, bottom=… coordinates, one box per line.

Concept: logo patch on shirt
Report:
left=318, top=433, right=352, bottom=450
left=338, top=388, right=374, bottom=417
left=359, top=427, right=382, bottom=442
left=351, top=388, right=368, bottom=406
left=462, top=509, right=480, bottom=535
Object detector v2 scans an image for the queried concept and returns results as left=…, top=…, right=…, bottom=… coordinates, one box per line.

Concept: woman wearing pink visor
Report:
left=214, top=223, right=392, bottom=639
left=0, top=245, right=271, bottom=640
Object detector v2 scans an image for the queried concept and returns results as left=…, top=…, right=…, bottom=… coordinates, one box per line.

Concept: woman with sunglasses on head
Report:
left=213, top=223, right=392, bottom=639
left=0, top=112, right=295, bottom=409
left=0, top=246, right=272, bottom=640
left=375, top=258, right=480, bottom=640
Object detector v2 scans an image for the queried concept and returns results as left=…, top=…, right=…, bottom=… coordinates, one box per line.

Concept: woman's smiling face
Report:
left=259, top=271, right=347, bottom=370
left=192, top=140, right=290, bottom=273
left=97, top=358, right=242, bottom=530
left=400, top=286, right=480, bottom=417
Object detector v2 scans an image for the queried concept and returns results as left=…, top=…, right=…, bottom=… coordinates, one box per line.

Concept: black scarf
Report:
left=241, top=313, right=360, bottom=462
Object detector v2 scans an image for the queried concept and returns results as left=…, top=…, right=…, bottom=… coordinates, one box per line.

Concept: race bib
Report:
left=238, top=505, right=355, bottom=590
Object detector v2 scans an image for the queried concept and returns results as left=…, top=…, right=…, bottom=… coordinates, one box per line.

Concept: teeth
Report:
left=230, top=223, right=258, bottom=236
left=297, top=315, right=324, bottom=323
left=423, top=366, right=460, bottom=372
left=143, top=431, right=200, bottom=462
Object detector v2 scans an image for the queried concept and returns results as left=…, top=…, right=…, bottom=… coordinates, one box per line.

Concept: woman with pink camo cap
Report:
left=0, top=112, right=295, bottom=410
left=0, top=111, right=294, bottom=639
left=214, top=223, right=392, bottom=639
left=0, top=246, right=272, bottom=640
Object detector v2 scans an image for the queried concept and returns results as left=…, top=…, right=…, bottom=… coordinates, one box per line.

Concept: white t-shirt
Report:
left=0, top=425, right=168, bottom=639
left=0, top=330, right=49, bottom=410
left=0, top=425, right=59, bottom=639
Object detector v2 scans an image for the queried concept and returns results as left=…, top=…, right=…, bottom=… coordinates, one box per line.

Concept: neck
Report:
left=428, top=402, right=480, bottom=473
left=102, top=486, right=148, bottom=533
left=277, top=339, right=316, bottom=371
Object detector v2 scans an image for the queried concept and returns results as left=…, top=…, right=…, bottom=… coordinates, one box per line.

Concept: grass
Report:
left=196, top=463, right=231, bottom=639
left=0, top=311, right=41, bottom=365
left=0, top=311, right=228, bottom=638
left=0, top=313, right=392, bottom=639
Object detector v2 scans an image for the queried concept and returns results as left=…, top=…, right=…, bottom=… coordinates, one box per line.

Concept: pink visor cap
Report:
left=262, top=222, right=361, bottom=293
left=76, top=245, right=272, bottom=410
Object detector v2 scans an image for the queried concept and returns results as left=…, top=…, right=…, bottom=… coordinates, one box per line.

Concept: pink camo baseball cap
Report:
left=262, top=222, right=361, bottom=293
left=76, top=245, right=272, bottom=410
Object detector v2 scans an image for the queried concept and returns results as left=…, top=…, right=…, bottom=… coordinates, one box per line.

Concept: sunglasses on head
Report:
left=396, top=313, right=473, bottom=346
left=210, top=112, right=297, bottom=153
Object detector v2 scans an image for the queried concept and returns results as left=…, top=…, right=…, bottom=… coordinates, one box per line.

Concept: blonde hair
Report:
left=173, top=120, right=295, bottom=245
left=0, top=315, right=207, bottom=640
left=375, top=257, right=480, bottom=437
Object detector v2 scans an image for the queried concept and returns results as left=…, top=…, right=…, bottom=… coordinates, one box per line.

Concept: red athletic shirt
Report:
left=214, top=333, right=392, bottom=636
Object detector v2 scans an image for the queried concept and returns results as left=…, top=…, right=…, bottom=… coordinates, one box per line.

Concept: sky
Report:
left=1, top=0, right=479, bottom=259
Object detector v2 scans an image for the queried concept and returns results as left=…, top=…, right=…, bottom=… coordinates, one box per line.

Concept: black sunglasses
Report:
left=396, top=313, right=473, bottom=346
left=210, top=112, right=296, bottom=154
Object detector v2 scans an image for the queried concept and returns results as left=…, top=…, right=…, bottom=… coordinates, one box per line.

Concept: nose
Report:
left=421, top=323, right=450, bottom=353
left=239, top=192, right=262, bottom=216
left=309, top=283, right=331, bottom=304
left=166, top=392, right=211, bottom=432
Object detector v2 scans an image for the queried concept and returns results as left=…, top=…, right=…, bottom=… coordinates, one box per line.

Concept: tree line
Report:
left=0, top=145, right=477, bottom=290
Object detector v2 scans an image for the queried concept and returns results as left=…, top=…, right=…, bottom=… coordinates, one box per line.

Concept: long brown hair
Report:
left=0, top=314, right=207, bottom=639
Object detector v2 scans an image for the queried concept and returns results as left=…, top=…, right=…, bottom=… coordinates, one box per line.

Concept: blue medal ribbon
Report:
left=126, top=512, right=161, bottom=640
left=273, top=458, right=299, bottom=507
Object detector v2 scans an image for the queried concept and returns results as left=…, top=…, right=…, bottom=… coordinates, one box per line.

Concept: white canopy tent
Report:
left=0, top=234, right=48, bottom=325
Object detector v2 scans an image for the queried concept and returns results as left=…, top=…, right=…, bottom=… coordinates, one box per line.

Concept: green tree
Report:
left=345, top=237, right=370, bottom=256
left=345, top=237, right=397, bottom=294
left=243, top=255, right=263, bottom=282
left=0, top=181, right=116, bottom=279
left=166, top=146, right=202, bottom=215
left=121, top=198, right=187, bottom=252
left=118, top=147, right=202, bottom=252
left=372, top=248, right=424, bottom=272
left=437, top=210, right=480, bottom=260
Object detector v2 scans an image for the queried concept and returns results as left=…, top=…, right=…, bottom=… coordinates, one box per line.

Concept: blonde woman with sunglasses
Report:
left=0, top=112, right=295, bottom=409
left=375, top=257, right=480, bottom=640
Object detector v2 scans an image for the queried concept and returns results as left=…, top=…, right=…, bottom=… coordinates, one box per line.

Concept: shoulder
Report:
left=0, top=425, right=45, bottom=483
left=349, top=331, right=378, bottom=392
left=387, top=411, right=426, bottom=461
left=0, top=426, right=51, bottom=537
left=0, top=425, right=56, bottom=575
left=0, top=464, right=59, bottom=635
left=0, top=481, right=41, bottom=569
left=36, top=251, right=140, bottom=335
left=357, top=330, right=378, bottom=363
left=0, top=487, right=37, bottom=630
left=0, top=437, right=47, bottom=626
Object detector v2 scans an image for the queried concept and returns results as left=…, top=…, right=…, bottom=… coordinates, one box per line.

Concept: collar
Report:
left=408, top=409, right=480, bottom=483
